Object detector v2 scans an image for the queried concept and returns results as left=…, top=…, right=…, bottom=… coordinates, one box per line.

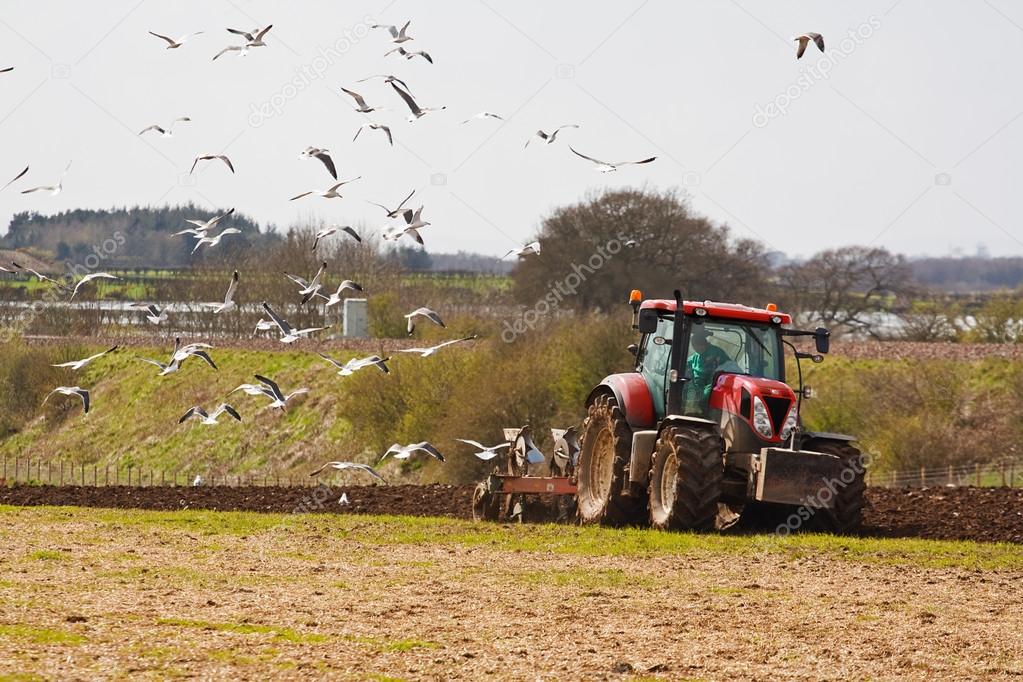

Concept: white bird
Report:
left=385, top=46, right=433, bottom=63
left=70, top=272, right=120, bottom=301
left=299, top=146, right=337, bottom=179
left=372, top=20, right=414, bottom=43
left=260, top=301, right=327, bottom=343
left=794, top=32, right=825, bottom=59
left=149, top=30, right=204, bottom=49
left=290, top=177, right=360, bottom=201
left=524, top=125, right=578, bottom=148
left=212, top=44, right=249, bottom=60
left=190, top=154, right=234, bottom=174
left=192, top=228, right=241, bottom=254
left=311, top=225, right=361, bottom=251
left=284, top=261, right=327, bottom=301
left=317, top=353, right=389, bottom=376
left=312, top=280, right=365, bottom=308
left=397, top=336, right=477, bottom=358
left=21, top=161, right=71, bottom=196
left=192, top=475, right=203, bottom=486
left=404, top=307, right=445, bottom=336
left=132, top=303, right=168, bottom=325
left=461, top=111, right=504, bottom=124
left=10, top=261, right=69, bottom=292
left=309, top=461, right=388, bottom=483
left=340, top=87, right=386, bottom=114
left=356, top=73, right=413, bottom=94
left=179, top=403, right=241, bottom=425
left=139, top=117, right=191, bottom=137
left=402, top=206, right=430, bottom=231
left=203, top=270, right=239, bottom=313
left=338, top=492, right=350, bottom=505
left=43, top=386, right=90, bottom=414
left=2, top=165, right=28, bottom=191
left=569, top=147, right=657, bottom=173
left=455, top=439, right=511, bottom=461
left=227, top=25, right=273, bottom=46
left=176, top=208, right=235, bottom=236
left=503, top=241, right=541, bottom=259
left=253, top=318, right=276, bottom=334
left=390, top=82, right=444, bottom=121
left=379, top=442, right=445, bottom=464
left=51, top=345, right=118, bottom=371
left=249, top=374, right=309, bottom=411
left=381, top=224, right=424, bottom=246
left=366, top=189, right=415, bottom=218
left=353, top=123, right=393, bottom=146
left=139, top=342, right=217, bottom=376
left=230, top=382, right=272, bottom=397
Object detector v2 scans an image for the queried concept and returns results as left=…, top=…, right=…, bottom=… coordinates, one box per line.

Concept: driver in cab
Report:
left=687, top=325, right=730, bottom=410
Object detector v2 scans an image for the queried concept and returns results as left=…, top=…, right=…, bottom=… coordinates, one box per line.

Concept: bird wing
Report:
left=149, top=31, right=178, bottom=46
left=254, top=25, right=273, bottom=41
left=412, top=442, right=445, bottom=462
left=341, top=226, right=362, bottom=242
left=214, top=404, right=242, bottom=421
left=614, top=156, right=657, bottom=167
left=224, top=270, right=239, bottom=303
left=261, top=301, right=293, bottom=335
left=456, top=438, right=486, bottom=449
left=254, top=374, right=283, bottom=400
left=341, top=87, right=369, bottom=109
left=810, top=32, right=824, bottom=51
left=210, top=207, right=235, bottom=226
left=138, top=125, right=163, bottom=135
left=216, top=155, right=235, bottom=173
left=290, top=191, right=313, bottom=201
left=795, top=35, right=809, bottom=59
left=178, top=406, right=204, bottom=423
left=212, top=46, right=242, bottom=61
left=1, top=165, right=28, bottom=191
left=284, top=272, right=310, bottom=288
left=187, top=350, right=218, bottom=370
left=569, top=146, right=606, bottom=165
left=318, top=352, right=345, bottom=370
left=314, top=151, right=337, bottom=179
left=389, top=82, right=421, bottom=115
left=227, top=27, right=255, bottom=40
left=424, top=309, right=445, bottom=327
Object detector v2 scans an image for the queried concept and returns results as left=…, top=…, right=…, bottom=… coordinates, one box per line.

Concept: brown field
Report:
left=1, top=505, right=1021, bottom=680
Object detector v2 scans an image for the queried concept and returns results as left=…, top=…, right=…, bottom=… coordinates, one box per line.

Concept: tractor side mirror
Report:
left=627, top=343, right=638, bottom=356
left=814, top=327, right=830, bottom=354
left=638, top=309, right=658, bottom=334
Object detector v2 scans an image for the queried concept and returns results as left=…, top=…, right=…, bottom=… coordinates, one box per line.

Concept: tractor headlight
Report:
left=752, top=396, right=773, bottom=439
left=779, top=405, right=798, bottom=441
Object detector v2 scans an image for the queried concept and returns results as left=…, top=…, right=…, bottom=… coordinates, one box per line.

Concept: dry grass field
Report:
left=1, top=505, right=1022, bottom=680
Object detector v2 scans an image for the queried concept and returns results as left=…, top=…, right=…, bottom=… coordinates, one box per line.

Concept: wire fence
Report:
left=866, top=458, right=1023, bottom=488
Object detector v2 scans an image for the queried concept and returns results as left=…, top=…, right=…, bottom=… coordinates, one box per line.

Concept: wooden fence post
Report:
left=127, top=466, right=132, bottom=487
left=58, top=460, right=63, bottom=486
left=975, top=463, right=981, bottom=487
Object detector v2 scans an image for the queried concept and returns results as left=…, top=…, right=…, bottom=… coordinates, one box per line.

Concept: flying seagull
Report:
left=317, top=353, right=389, bottom=376
left=139, top=342, right=217, bottom=376
left=379, top=442, right=445, bottom=464
left=311, top=225, right=361, bottom=251
left=366, top=189, right=415, bottom=218
left=794, top=32, right=825, bottom=59
left=503, top=241, right=541, bottom=259
left=524, top=125, right=578, bottom=148
left=318, top=280, right=364, bottom=308
left=290, top=177, right=360, bottom=201
left=70, top=272, right=120, bottom=301
left=10, top=262, right=69, bottom=292
left=253, top=318, right=276, bottom=334
left=568, top=147, right=656, bottom=173
left=260, top=301, right=328, bottom=343
left=192, top=228, right=241, bottom=254
left=353, top=123, right=393, bottom=145
left=461, top=111, right=504, bottom=124
left=227, top=25, right=273, bottom=46
left=356, top=74, right=413, bottom=94
left=51, top=345, right=118, bottom=371
left=397, top=336, right=477, bottom=358
left=385, top=46, right=433, bottom=63
left=309, top=461, right=387, bottom=483
left=455, top=438, right=511, bottom=461
left=21, top=161, right=71, bottom=196
left=203, top=270, right=239, bottom=313
left=43, top=386, right=90, bottom=414
left=176, top=208, right=235, bottom=236
left=139, top=117, right=191, bottom=137
left=149, top=30, right=204, bottom=49
left=212, top=45, right=250, bottom=60
left=132, top=303, right=168, bottom=325
left=340, top=87, right=387, bottom=114
left=2, top=165, right=28, bottom=191
left=404, top=307, right=445, bottom=335
left=284, top=261, right=327, bottom=301
left=372, top=20, right=414, bottom=43
left=381, top=224, right=424, bottom=246
left=390, top=82, right=444, bottom=121
left=251, top=374, right=309, bottom=411
left=402, top=206, right=430, bottom=231
left=190, top=154, right=234, bottom=174
left=179, top=403, right=241, bottom=425
left=299, top=146, right=337, bottom=179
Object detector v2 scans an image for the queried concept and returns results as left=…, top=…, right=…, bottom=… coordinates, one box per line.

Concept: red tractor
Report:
left=472, top=290, right=866, bottom=534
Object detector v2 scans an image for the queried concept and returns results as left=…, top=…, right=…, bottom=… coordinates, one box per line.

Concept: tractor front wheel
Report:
left=805, top=440, right=867, bottom=535
left=648, top=425, right=724, bottom=531
left=576, top=394, right=643, bottom=526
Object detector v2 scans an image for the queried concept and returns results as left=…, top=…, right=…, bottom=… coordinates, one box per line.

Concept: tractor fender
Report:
left=799, top=431, right=857, bottom=448
left=585, top=373, right=655, bottom=429
left=656, top=414, right=719, bottom=439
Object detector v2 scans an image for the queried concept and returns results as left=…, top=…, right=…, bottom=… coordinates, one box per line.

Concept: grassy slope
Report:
left=0, top=345, right=366, bottom=478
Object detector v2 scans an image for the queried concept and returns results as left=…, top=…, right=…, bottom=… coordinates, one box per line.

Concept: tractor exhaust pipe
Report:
left=666, top=289, right=689, bottom=416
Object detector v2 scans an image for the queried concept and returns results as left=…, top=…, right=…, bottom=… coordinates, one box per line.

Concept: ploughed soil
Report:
left=2, top=483, right=1021, bottom=544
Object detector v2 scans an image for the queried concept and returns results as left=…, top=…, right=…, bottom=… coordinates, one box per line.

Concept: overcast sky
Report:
left=1, top=0, right=1020, bottom=259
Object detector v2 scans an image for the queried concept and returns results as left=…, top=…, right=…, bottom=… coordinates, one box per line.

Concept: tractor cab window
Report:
left=637, top=314, right=674, bottom=417
left=682, top=319, right=782, bottom=416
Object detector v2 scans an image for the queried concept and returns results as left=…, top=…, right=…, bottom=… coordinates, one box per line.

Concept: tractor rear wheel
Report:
left=648, top=425, right=724, bottom=531
left=576, top=394, right=643, bottom=526
left=805, top=440, right=866, bottom=535
left=471, top=481, right=500, bottom=522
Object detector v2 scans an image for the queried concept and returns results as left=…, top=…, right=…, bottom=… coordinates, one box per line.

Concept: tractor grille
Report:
left=763, top=396, right=792, bottom=434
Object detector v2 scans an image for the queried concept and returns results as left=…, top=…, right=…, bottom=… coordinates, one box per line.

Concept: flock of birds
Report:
left=2, top=17, right=828, bottom=491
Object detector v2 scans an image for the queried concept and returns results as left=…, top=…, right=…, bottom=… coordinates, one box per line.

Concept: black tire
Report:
left=575, top=394, right=643, bottom=526
left=805, top=440, right=866, bottom=535
left=648, top=425, right=724, bottom=531
left=471, top=481, right=499, bottom=522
